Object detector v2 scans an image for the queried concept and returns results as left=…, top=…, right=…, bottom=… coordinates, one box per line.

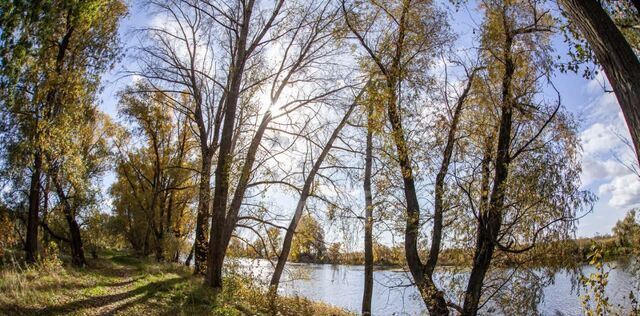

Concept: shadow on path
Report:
left=3, top=276, right=185, bottom=316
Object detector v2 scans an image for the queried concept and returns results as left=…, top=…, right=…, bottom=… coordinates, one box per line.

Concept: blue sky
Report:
left=97, top=0, right=639, bottom=238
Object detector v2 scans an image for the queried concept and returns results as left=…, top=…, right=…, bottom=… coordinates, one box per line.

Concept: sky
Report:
left=96, top=0, right=640, bottom=239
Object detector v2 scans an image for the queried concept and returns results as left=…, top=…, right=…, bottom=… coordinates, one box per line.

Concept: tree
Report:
left=269, top=93, right=361, bottom=292
left=0, top=0, right=126, bottom=264
left=613, top=209, right=640, bottom=248
left=134, top=0, right=224, bottom=274
left=48, top=112, right=116, bottom=266
left=361, top=93, right=374, bottom=316
left=205, top=0, right=350, bottom=289
left=342, top=0, right=452, bottom=313
left=112, top=86, right=197, bottom=261
left=289, top=214, right=326, bottom=263
left=454, top=1, right=593, bottom=314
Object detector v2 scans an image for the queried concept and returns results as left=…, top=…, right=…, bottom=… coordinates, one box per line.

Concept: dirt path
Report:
left=0, top=254, right=205, bottom=316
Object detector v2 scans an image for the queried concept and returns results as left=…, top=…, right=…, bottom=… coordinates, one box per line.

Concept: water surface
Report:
left=233, top=259, right=638, bottom=315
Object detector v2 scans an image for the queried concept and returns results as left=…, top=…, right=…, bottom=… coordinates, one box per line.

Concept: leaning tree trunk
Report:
left=65, top=212, right=86, bottom=267
left=185, top=244, right=194, bottom=266
left=362, top=106, right=374, bottom=316
left=269, top=100, right=358, bottom=293
left=559, top=0, right=640, bottom=163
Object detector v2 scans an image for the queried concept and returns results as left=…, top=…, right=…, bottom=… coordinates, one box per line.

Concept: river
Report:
left=232, top=258, right=638, bottom=315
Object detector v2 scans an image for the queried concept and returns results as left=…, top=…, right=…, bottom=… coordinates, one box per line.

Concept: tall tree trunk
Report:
left=206, top=0, right=284, bottom=288
left=206, top=0, right=256, bottom=288
left=388, top=95, right=449, bottom=315
left=269, top=100, right=358, bottom=293
left=462, top=107, right=512, bottom=316
left=462, top=26, right=515, bottom=316
left=207, top=67, right=245, bottom=288
left=559, top=0, right=640, bottom=163
left=25, top=152, right=42, bottom=263
left=193, top=157, right=212, bottom=275
left=208, top=114, right=271, bottom=290
left=362, top=106, right=374, bottom=316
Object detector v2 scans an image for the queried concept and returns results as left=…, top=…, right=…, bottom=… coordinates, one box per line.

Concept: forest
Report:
left=0, top=0, right=639, bottom=315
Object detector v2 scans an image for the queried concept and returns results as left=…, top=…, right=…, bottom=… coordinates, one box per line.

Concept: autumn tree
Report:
left=342, top=0, right=453, bottom=313
left=448, top=1, right=594, bottom=314
left=0, top=0, right=126, bottom=264
left=133, top=0, right=225, bottom=274
left=202, top=0, right=352, bottom=289
left=613, top=209, right=640, bottom=248
left=289, top=214, right=326, bottom=263
left=111, top=86, right=197, bottom=261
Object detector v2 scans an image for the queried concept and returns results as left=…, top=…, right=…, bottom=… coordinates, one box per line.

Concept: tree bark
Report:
left=65, top=212, right=86, bottom=267
left=25, top=152, right=42, bottom=263
left=185, top=244, right=194, bottom=266
left=193, top=157, right=212, bottom=275
left=269, top=99, right=358, bottom=293
left=559, top=0, right=640, bottom=163
left=207, top=1, right=254, bottom=288
left=362, top=106, right=374, bottom=316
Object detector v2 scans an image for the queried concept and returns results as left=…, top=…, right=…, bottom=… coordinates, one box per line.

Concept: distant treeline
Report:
left=228, top=209, right=640, bottom=268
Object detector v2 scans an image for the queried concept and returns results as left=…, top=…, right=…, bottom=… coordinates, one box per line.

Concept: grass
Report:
left=0, top=251, right=351, bottom=316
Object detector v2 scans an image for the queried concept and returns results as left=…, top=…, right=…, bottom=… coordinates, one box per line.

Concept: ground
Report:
left=0, top=251, right=350, bottom=316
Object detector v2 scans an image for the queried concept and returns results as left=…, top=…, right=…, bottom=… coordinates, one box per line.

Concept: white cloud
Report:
left=579, top=75, right=640, bottom=210
left=580, top=122, right=624, bottom=157
left=599, top=174, right=640, bottom=208
left=580, top=155, right=628, bottom=186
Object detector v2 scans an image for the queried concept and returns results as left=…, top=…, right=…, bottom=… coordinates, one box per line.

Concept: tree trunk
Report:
left=387, top=89, right=450, bottom=315
left=52, top=172, right=86, bottom=267
left=65, top=213, right=86, bottom=267
left=143, top=226, right=151, bottom=256
left=193, top=157, right=212, bottom=275
left=207, top=75, right=243, bottom=288
left=185, top=244, right=194, bottom=267
left=270, top=100, right=358, bottom=293
left=155, top=237, right=164, bottom=262
left=559, top=0, right=640, bottom=163
left=462, top=27, right=515, bottom=316
left=208, top=114, right=271, bottom=290
left=206, top=0, right=256, bottom=288
left=362, top=107, right=374, bottom=316
left=25, top=152, right=42, bottom=263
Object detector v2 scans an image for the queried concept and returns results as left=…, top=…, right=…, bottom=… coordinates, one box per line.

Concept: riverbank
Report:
left=0, top=251, right=351, bottom=316
left=265, top=235, right=634, bottom=269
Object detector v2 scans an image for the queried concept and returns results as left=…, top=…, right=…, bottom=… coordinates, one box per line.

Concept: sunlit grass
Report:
left=0, top=252, right=351, bottom=316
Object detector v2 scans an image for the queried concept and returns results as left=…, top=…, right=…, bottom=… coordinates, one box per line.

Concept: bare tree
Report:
left=269, top=87, right=364, bottom=293
left=133, top=0, right=225, bottom=274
